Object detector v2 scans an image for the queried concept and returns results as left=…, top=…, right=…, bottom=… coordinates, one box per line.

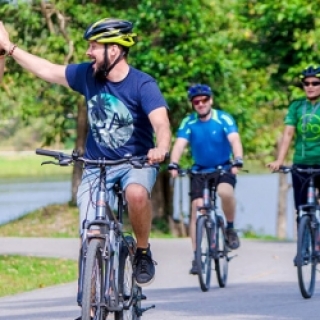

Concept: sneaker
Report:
left=189, top=260, right=198, bottom=275
left=225, top=228, right=240, bottom=250
left=133, top=246, right=156, bottom=287
left=74, top=317, right=93, bottom=320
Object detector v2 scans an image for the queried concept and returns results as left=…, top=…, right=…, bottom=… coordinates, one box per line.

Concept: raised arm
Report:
left=0, top=50, right=4, bottom=82
left=0, top=21, right=69, bottom=87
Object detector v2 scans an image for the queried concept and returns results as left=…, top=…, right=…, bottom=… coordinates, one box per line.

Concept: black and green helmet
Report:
left=300, top=65, right=320, bottom=79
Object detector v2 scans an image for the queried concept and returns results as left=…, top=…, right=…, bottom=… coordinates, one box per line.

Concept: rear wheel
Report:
left=81, top=239, right=107, bottom=320
left=214, top=215, right=228, bottom=287
left=297, top=214, right=316, bottom=299
left=195, top=215, right=212, bottom=292
left=115, top=235, right=141, bottom=320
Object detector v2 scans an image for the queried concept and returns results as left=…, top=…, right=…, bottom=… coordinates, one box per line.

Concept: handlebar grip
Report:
left=35, top=148, right=61, bottom=157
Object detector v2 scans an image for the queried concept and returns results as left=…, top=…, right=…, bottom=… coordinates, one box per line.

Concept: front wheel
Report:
left=115, top=235, right=142, bottom=320
left=195, top=215, right=212, bottom=292
left=297, top=214, right=316, bottom=299
left=214, top=215, right=228, bottom=288
left=81, top=239, right=107, bottom=320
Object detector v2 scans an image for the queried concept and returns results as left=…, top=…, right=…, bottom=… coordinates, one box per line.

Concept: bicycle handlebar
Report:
left=275, top=165, right=320, bottom=175
left=176, top=166, right=248, bottom=177
left=35, top=148, right=159, bottom=168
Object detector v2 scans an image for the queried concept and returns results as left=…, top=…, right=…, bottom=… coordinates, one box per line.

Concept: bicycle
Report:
left=276, top=165, right=320, bottom=299
left=177, top=165, right=238, bottom=292
left=35, top=148, right=156, bottom=320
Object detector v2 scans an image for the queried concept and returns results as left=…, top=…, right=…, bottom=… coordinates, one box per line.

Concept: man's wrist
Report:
left=168, top=162, right=179, bottom=170
left=233, top=156, right=243, bottom=168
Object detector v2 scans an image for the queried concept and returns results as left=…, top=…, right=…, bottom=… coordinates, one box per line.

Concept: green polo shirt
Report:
left=285, top=97, right=320, bottom=164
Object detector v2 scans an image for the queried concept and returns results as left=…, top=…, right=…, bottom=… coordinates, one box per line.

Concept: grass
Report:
left=0, top=153, right=72, bottom=178
left=0, top=204, right=79, bottom=237
left=0, top=255, right=77, bottom=297
left=0, top=203, right=172, bottom=238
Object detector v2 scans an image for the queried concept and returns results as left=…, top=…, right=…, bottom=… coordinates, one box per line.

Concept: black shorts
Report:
left=190, top=171, right=237, bottom=202
left=291, top=164, right=320, bottom=211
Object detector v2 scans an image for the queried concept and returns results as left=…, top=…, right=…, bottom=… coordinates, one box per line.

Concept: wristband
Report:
left=168, top=162, right=180, bottom=171
left=233, top=157, right=243, bottom=168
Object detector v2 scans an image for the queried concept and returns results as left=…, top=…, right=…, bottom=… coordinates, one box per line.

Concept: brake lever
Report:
left=41, top=160, right=59, bottom=166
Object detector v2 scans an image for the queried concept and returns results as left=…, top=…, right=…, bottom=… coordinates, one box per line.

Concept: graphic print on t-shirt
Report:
left=87, top=92, right=134, bottom=149
left=298, top=114, right=320, bottom=141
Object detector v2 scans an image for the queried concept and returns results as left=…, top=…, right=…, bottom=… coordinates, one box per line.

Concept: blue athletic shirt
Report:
left=177, top=109, right=238, bottom=169
left=65, top=62, right=168, bottom=160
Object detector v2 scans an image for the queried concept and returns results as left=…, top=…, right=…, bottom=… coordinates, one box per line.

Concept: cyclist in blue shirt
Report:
left=169, top=84, right=243, bottom=274
left=0, top=18, right=171, bottom=298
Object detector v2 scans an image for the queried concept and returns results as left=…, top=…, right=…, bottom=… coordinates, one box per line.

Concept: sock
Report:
left=136, top=247, right=149, bottom=254
left=227, top=221, right=234, bottom=229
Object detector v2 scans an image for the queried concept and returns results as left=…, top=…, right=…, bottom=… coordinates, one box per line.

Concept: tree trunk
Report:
left=275, top=135, right=291, bottom=239
left=70, top=99, right=87, bottom=205
left=277, top=172, right=290, bottom=239
left=151, top=170, right=172, bottom=217
left=151, top=171, right=189, bottom=237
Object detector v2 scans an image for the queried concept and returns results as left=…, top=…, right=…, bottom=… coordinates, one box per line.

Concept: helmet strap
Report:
left=103, top=44, right=125, bottom=77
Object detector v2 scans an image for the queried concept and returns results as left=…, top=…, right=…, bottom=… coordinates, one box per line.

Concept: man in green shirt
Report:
left=268, top=65, right=320, bottom=254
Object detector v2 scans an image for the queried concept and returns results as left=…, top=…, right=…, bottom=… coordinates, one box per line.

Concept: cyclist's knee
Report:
left=217, top=184, right=234, bottom=200
left=126, top=184, right=149, bottom=202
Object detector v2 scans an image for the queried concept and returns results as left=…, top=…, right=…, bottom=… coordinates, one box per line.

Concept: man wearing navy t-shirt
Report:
left=0, top=18, right=171, bottom=295
left=169, top=84, right=243, bottom=275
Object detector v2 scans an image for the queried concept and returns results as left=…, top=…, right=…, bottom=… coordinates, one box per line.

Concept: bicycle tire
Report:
left=297, top=214, right=316, bottom=299
left=214, top=215, right=228, bottom=288
left=195, top=215, right=212, bottom=292
left=81, top=239, right=108, bottom=320
left=115, top=235, right=142, bottom=320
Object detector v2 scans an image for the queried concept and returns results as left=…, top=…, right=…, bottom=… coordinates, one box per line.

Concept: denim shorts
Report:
left=76, top=163, right=158, bottom=234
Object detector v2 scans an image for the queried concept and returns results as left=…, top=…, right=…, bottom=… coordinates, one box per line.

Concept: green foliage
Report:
left=1, top=0, right=320, bottom=165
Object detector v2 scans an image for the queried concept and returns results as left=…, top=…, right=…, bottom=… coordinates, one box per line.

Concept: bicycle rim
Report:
left=81, top=239, right=107, bottom=320
left=215, top=218, right=228, bottom=288
left=297, top=215, right=316, bottom=299
left=115, top=236, right=141, bottom=320
left=196, top=215, right=211, bottom=292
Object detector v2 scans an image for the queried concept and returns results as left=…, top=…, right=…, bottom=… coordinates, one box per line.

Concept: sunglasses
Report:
left=192, top=96, right=210, bottom=106
left=302, top=81, right=320, bottom=87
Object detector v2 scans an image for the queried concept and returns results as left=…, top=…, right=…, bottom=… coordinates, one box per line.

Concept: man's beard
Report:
left=94, top=62, right=108, bottom=82
left=198, top=109, right=211, bottom=119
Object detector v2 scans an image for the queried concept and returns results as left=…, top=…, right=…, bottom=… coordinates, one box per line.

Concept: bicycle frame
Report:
left=35, top=148, right=155, bottom=317
left=279, top=166, right=320, bottom=251
left=277, top=165, right=320, bottom=298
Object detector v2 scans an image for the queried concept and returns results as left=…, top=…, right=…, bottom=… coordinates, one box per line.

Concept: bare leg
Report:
left=217, top=182, right=236, bottom=222
left=190, top=198, right=202, bottom=251
left=126, top=183, right=151, bottom=248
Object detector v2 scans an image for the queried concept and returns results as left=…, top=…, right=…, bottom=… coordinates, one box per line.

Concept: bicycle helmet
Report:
left=299, top=65, right=320, bottom=79
left=187, top=84, right=213, bottom=101
left=83, top=18, right=137, bottom=47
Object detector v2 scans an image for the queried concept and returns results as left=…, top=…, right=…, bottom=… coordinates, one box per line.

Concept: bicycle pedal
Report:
left=227, top=254, right=238, bottom=262
left=136, top=304, right=155, bottom=316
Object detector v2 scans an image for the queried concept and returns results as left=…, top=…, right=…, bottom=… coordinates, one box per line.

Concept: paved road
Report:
left=0, top=237, right=320, bottom=320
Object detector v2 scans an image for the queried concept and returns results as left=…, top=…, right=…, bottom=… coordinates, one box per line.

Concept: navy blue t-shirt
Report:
left=66, top=63, right=168, bottom=160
